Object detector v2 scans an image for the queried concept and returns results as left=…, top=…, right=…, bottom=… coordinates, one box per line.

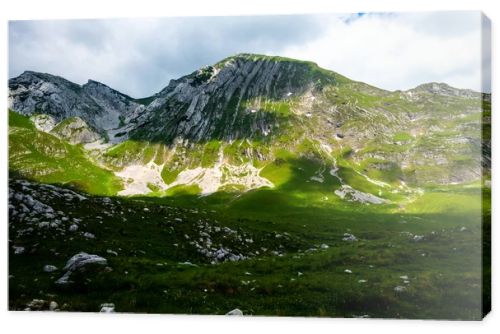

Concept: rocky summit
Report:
left=8, top=54, right=490, bottom=318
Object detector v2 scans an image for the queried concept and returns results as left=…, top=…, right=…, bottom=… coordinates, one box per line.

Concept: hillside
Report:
left=8, top=54, right=489, bottom=200
left=8, top=54, right=490, bottom=318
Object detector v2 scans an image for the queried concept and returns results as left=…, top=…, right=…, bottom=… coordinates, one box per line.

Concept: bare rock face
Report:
left=82, top=80, right=145, bottom=131
left=130, top=54, right=338, bottom=143
left=9, top=71, right=105, bottom=129
left=8, top=71, right=144, bottom=140
left=30, top=114, right=57, bottom=132
left=50, top=117, right=101, bottom=144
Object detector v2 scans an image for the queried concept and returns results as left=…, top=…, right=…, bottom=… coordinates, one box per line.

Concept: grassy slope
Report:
left=9, top=178, right=485, bottom=319
left=9, top=111, right=122, bottom=195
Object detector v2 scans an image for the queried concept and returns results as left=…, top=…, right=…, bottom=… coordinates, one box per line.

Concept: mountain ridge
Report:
left=8, top=53, right=490, bottom=199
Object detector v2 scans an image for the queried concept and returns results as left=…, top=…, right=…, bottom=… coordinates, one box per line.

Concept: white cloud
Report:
left=9, top=12, right=488, bottom=97
left=279, top=12, right=484, bottom=92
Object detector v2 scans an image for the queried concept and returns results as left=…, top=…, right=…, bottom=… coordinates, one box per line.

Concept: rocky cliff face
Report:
left=130, top=54, right=343, bottom=143
left=8, top=71, right=144, bottom=139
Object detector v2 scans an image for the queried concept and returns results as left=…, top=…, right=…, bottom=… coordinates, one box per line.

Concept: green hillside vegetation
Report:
left=9, top=111, right=122, bottom=195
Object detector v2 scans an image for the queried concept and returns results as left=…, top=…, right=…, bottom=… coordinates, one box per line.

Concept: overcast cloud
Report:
left=9, top=12, right=489, bottom=98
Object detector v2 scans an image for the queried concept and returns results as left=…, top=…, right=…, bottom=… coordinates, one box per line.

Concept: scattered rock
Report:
left=100, top=303, right=115, bottom=313
left=226, top=308, right=243, bottom=316
left=413, top=235, right=424, bottom=242
left=106, top=249, right=118, bottom=256
left=342, top=233, right=358, bottom=242
left=43, top=265, right=58, bottom=273
left=394, top=286, right=406, bottom=293
left=83, top=232, right=95, bottom=239
left=49, top=301, right=58, bottom=311
left=55, top=252, right=107, bottom=285
left=25, top=299, right=49, bottom=311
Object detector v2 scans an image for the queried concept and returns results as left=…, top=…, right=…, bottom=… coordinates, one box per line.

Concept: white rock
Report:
left=342, top=233, right=358, bottom=242
left=83, top=232, right=95, bottom=239
left=13, top=246, right=25, bottom=254
left=106, top=249, right=118, bottom=256
left=344, top=269, right=352, bottom=274
left=49, top=301, right=58, bottom=311
left=55, top=252, right=108, bottom=285
left=394, top=286, right=406, bottom=292
left=69, top=224, right=79, bottom=232
left=43, top=265, right=58, bottom=272
left=226, top=308, right=243, bottom=316
left=100, top=303, right=115, bottom=313
left=413, top=235, right=424, bottom=242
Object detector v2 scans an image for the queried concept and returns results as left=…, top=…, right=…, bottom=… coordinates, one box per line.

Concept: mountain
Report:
left=8, top=54, right=490, bottom=200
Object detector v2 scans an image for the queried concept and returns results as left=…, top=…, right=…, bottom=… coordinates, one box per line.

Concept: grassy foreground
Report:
left=8, top=177, right=489, bottom=319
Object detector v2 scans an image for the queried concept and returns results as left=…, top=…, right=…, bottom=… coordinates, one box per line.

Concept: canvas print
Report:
left=8, top=12, right=491, bottom=319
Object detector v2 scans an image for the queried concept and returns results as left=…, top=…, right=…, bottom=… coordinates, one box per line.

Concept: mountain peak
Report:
left=407, top=82, right=479, bottom=98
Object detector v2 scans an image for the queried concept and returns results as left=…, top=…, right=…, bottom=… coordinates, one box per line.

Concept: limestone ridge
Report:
left=131, top=54, right=342, bottom=143
left=8, top=71, right=146, bottom=140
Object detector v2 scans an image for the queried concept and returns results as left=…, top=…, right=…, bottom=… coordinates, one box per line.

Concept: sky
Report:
left=9, top=12, right=490, bottom=98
